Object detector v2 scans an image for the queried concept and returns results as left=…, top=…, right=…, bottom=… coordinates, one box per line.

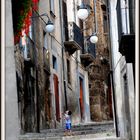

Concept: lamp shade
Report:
left=77, top=3, right=89, bottom=20
left=77, top=9, right=89, bottom=20
left=45, top=20, right=54, bottom=33
left=90, top=35, right=98, bottom=43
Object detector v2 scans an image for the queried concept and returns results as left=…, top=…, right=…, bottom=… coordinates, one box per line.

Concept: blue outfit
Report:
left=65, top=114, right=71, bottom=130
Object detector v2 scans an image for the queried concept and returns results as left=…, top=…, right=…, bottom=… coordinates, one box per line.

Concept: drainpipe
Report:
left=128, top=0, right=135, bottom=33
left=59, top=0, right=68, bottom=111
left=107, top=1, right=119, bottom=137
left=109, top=70, right=119, bottom=137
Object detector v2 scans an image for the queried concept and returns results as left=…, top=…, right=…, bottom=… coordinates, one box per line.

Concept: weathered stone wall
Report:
left=14, top=14, right=51, bottom=132
left=86, top=1, right=113, bottom=121
left=33, top=15, right=50, bottom=130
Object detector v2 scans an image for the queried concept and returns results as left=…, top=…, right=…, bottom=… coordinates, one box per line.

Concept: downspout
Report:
left=128, top=0, right=135, bottom=34
left=59, top=0, right=68, bottom=111
left=110, top=71, right=119, bottom=137
left=124, top=0, right=128, bottom=34
left=107, top=1, right=119, bottom=137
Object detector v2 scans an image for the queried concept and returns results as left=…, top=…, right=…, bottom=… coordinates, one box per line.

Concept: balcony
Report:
left=80, top=42, right=96, bottom=67
left=64, top=22, right=84, bottom=55
left=119, top=34, right=135, bottom=63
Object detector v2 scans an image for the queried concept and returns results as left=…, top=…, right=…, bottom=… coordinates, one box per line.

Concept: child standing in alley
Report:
left=62, top=110, right=72, bottom=136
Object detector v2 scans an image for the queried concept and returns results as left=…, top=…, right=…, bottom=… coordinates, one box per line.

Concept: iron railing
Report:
left=66, top=22, right=84, bottom=49
left=83, top=41, right=96, bottom=58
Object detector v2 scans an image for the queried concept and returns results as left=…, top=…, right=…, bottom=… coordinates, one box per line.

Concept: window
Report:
left=52, top=55, right=57, bottom=70
left=20, top=30, right=28, bottom=58
left=62, top=0, right=68, bottom=41
left=43, top=31, right=48, bottom=49
left=101, top=5, right=108, bottom=33
left=67, top=59, right=71, bottom=84
left=28, top=24, right=33, bottom=40
left=103, top=15, right=108, bottom=33
left=49, top=0, right=55, bottom=15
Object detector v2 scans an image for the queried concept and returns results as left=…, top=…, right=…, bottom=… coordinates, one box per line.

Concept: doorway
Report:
left=53, top=74, right=60, bottom=122
left=79, top=77, right=84, bottom=122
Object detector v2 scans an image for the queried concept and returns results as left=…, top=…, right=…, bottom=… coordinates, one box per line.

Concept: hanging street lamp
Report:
left=90, top=34, right=98, bottom=44
left=77, top=2, right=89, bottom=20
left=45, top=20, right=55, bottom=33
left=77, top=0, right=98, bottom=44
left=32, top=12, right=55, bottom=33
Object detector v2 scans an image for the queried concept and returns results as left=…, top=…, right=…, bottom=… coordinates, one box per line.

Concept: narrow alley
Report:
left=3, top=0, right=136, bottom=140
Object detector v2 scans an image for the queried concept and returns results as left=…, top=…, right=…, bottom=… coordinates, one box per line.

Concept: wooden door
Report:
left=79, top=77, right=84, bottom=121
left=53, top=74, right=60, bottom=122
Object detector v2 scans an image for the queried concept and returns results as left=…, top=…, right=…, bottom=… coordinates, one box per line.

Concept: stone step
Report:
left=19, top=132, right=125, bottom=140
left=40, top=129, right=115, bottom=137
left=19, top=127, right=115, bottom=139
left=21, top=129, right=114, bottom=138
left=72, top=121, right=114, bottom=128
left=43, top=128, right=115, bottom=137
left=40, top=121, right=114, bottom=133
left=19, top=121, right=116, bottom=140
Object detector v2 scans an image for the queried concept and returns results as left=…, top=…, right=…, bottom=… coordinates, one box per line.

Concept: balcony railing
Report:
left=119, top=34, right=135, bottom=63
left=80, top=42, right=96, bottom=67
left=64, top=22, right=84, bottom=55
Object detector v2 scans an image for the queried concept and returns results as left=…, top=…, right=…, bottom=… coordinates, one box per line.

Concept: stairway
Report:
left=19, top=121, right=125, bottom=140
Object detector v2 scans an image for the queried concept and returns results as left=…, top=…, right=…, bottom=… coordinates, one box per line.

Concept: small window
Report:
left=67, top=59, right=71, bottom=84
left=52, top=55, right=57, bottom=70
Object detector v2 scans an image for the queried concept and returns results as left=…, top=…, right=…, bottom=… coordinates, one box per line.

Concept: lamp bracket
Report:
left=32, top=13, right=50, bottom=20
left=77, top=3, right=92, bottom=11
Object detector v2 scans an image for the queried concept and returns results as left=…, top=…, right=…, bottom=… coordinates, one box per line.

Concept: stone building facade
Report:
left=81, top=0, right=113, bottom=121
left=11, top=0, right=113, bottom=134
left=109, top=0, right=135, bottom=139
